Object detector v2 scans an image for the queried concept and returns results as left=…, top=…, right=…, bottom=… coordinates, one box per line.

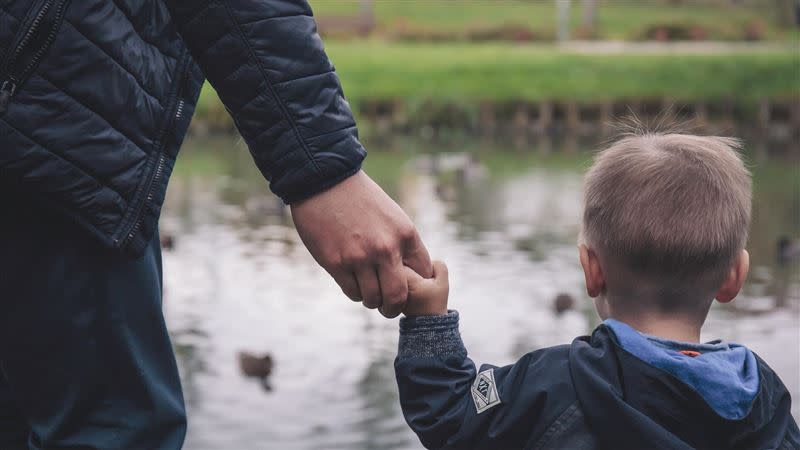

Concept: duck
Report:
left=777, top=236, right=800, bottom=266
left=552, top=293, right=575, bottom=315
left=160, top=233, right=175, bottom=250
left=238, top=352, right=274, bottom=391
left=455, top=153, right=488, bottom=184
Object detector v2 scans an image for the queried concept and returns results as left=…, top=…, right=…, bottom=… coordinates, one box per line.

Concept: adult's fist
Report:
left=290, top=170, right=433, bottom=318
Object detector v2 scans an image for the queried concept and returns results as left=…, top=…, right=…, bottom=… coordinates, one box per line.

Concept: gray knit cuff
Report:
left=398, top=311, right=467, bottom=359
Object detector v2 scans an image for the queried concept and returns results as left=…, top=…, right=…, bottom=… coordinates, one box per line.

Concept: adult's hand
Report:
left=290, top=170, right=433, bottom=318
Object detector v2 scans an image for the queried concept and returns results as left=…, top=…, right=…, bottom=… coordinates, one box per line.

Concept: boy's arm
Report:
left=396, top=265, right=574, bottom=449
left=395, top=311, right=496, bottom=449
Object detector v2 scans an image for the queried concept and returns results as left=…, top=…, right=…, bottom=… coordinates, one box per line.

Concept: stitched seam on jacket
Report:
left=242, top=89, right=354, bottom=153
left=236, top=12, right=314, bottom=28
left=63, top=19, right=165, bottom=108
left=204, top=27, right=235, bottom=63
left=0, top=6, right=23, bottom=22
left=219, top=59, right=252, bottom=85
left=179, top=0, right=215, bottom=30
left=282, top=162, right=362, bottom=205
left=532, top=402, right=581, bottom=450
left=219, top=1, right=321, bottom=174
left=0, top=117, right=128, bottom=201
left=268, top=144, right=309, bottom=167
left=304, top=125, right=357, bottom=143
left=36, top=74, right=150, bottom=158
left=109, top=0, right=179, bottom=60
left=272, top=68, right=335, bottom=88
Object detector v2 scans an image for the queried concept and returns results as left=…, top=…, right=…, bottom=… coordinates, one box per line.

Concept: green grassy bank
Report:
left=310, top=0, right=800, bottom=42
left=195, top=43, right=799, bottom=126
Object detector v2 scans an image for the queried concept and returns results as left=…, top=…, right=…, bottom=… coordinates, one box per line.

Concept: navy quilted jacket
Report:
left=0, top=0, right=366, bottom=255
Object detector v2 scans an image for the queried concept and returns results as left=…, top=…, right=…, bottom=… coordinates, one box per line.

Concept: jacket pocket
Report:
left=532, top=402, right=596, bottom=450
left=0, top=0, right=70, bottom=116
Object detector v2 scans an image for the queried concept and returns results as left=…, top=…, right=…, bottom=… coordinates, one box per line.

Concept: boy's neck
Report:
left=609, top=313, right=703, bottom=342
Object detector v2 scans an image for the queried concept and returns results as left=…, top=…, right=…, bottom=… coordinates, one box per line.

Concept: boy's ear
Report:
left=579, top=244, right=605, bottom=298
left=715, top=250, right=750, bottom=303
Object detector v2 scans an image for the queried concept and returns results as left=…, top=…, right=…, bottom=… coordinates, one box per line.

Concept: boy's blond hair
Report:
left=582, top=126, right=752, bottom=309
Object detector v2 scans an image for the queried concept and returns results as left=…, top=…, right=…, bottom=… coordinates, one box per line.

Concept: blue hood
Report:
left=569, top=322, right=799, bottom=449
left=604, top=319, right=759, bottom=420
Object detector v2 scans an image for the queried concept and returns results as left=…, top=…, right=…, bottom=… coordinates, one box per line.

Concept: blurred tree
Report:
left=557, top=0, right=572, bottom=42
left=582, top=0, right=597, bottom=34
left=775, top=0, right=800, bottom=27
left=360, top=0, right=373, bottom=15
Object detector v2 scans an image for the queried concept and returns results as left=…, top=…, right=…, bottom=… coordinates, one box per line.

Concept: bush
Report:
left=639, top=23, right=710, bottom=41
left=387, top=19, right=462, bottom=42
left=465, top=24, right=553, bottom=43
left=637, top=19, right=771, bottom=42
left=387, top=20, right=553, bottom=43
left=744, top=19, right=767, bottom=41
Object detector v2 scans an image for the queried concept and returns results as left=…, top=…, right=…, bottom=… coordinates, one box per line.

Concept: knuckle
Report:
left=370, top=240, right=394, bottom=258
left=328, top=258, right=345, bottom=271
left=320, top=251, right=342, bottom=268
left=341, top=252, right=366, bottom=267
left=398, top=223, right=417, bottom=241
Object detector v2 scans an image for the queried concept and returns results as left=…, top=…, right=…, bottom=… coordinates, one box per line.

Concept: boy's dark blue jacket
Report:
left=396, top=312, right=799, bottom=449
left=0, top=0, right=365, bottom=255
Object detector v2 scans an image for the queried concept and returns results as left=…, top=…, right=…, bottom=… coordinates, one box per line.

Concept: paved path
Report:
left=557, top=40, right=798, bottom=54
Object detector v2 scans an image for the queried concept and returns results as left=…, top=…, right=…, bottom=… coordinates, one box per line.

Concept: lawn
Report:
left=327, top=42, right=799, bottom=102
left=309, top=0, right=800, bottom=41
left=196, top=42, right=800, bottom=121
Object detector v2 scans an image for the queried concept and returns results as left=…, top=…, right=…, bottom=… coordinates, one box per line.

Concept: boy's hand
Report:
left=403, top=261, right=449, bottom=316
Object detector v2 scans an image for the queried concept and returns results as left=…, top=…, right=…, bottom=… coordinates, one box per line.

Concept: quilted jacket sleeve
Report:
left=166, top=0, right=366, bottom=203
left=395, top=311, right=577, bottom=449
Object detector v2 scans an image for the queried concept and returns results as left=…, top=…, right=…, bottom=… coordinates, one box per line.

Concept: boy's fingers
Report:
left=432, top=260, right=449, bottom=282
left=404, top=260, right=448, bottom=294
left=403, top=265, right=426, bottom=286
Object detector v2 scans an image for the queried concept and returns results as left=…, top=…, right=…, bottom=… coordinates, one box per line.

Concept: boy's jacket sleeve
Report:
left=165, top=0, right=366, bottom=203
left=395, top=311, right=576, bottom=450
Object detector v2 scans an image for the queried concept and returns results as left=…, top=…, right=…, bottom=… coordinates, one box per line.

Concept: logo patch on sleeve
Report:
left=471, top=368, right=501, bottom=414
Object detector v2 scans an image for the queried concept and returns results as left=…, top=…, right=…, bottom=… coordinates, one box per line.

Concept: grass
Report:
left=196, top=43, right=800, bottom=122
left=328, top=43, right=799, bottom=102
left=309, top=0, right=800, bottom=41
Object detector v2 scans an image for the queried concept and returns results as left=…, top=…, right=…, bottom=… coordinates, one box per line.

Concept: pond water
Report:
left=161, top=136, right=799, bottom=450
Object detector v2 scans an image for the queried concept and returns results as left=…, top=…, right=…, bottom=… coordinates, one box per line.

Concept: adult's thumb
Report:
left=403, top=232, right=434, bottom=279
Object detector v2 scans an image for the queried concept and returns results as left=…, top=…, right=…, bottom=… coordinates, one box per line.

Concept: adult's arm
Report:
left=165, top=0, right=432, bottom=315
left=166, top=0, right=362, bottom=202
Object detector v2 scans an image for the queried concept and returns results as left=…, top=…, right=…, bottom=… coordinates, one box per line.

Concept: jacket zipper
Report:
left=0, top=0, right=68, bottom=116
left=119, top=98, right=184, bottom=248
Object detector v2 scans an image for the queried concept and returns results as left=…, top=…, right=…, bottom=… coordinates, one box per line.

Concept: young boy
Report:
left=395, top=131, right=800, bottom=449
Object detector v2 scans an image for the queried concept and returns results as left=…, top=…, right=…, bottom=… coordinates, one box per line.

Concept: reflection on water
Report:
left=161, top=137, right=799, bottom=450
